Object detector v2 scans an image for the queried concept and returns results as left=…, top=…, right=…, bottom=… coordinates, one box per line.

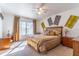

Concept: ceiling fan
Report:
left=32, top=3, right=47, bottom=15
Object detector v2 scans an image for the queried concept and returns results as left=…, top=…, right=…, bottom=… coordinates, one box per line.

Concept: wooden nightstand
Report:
left=73, top=39, right=79, bottom=56
left=62, top=36, right=73, bottom=48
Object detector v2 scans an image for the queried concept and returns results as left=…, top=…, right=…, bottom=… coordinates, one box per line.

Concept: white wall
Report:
left=36, top=20, right=42, bottom=33
left=37, top=7, right=79, bottom=38
left=2, top=13, right=14, bottom=37
left=57, top=8, right=79, bottom=37
left=0, top=8, right=2, bottom=38
left=0, top=17, right=2, bottom=38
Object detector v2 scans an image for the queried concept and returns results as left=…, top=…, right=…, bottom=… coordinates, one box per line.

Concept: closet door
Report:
left=0, top=17, right=2, bottom=38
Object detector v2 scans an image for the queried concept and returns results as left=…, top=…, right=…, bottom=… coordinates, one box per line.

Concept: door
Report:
left=19, top=21, right=33, bottom=39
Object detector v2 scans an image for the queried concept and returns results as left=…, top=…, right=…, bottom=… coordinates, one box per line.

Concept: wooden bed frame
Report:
left=46, top=26, right=63, bottom=38
left=27, top=26, right=63, bottom=53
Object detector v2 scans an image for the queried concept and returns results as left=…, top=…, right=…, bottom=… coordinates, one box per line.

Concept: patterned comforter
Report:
left=27, top=35, right=61, bottom=53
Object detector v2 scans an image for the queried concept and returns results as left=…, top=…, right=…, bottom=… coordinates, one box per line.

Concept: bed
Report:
left=27, top=26, right=63, bottom=53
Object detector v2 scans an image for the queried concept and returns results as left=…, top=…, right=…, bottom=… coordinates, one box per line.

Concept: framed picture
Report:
left=47, top=17, right=53, bottom=26
left=54, top=15, right=61, bottom=25
left=41, top=22, right=46, bottom=31
left=65, top=15, right=79, bottom=29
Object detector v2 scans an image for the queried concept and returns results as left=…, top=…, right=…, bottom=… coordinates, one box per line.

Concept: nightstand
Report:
left=62, top=36, right=73, bottom=48
left=73, top=39, right=79, bottom=56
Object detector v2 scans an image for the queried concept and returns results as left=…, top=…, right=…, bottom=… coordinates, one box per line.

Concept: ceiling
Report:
left=0, top=3, right=79, bottom=20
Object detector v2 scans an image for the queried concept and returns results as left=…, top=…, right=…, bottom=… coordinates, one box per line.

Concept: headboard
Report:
left=45, top=26, right=63, bottom=38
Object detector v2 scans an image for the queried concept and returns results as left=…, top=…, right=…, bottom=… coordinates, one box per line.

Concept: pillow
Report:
left=49, top=30, right=59, bottom=36
left=44, top=30, right=49, bottom=35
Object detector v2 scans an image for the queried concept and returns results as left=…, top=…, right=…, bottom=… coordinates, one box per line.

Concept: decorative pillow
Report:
left=49, top=30, right=59, bottom=36
left=44, top=30, right=49, bottom=35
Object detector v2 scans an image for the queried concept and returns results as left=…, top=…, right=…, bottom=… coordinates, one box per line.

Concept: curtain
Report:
left=33, top=19, right=37, bottom=34
left=13, top=16, right=20, bottom=41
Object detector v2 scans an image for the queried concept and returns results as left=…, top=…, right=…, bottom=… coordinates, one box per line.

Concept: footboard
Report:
left=38, top=37, right=61, bottom=53
left=27, top=39, right=39, bottom=52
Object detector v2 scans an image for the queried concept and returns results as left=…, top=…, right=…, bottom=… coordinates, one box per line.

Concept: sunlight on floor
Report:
left=9, top=41, right=26, bottom=54
left=0, top=40, right=26, bottom=56
left=9, top=46, right=25, bottom=54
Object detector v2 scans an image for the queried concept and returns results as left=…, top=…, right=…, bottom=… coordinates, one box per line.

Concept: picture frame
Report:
left=47, top=17, right=53, bottom=26
left=41, top=22, right=46, bottom=31
left=65, top=15, right=79, bottom=29
left=54, top=15, right=61, bottom=25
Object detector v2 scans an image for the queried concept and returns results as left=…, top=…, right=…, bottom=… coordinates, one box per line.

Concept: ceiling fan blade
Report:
left=40, top=3, right=45, bottom=7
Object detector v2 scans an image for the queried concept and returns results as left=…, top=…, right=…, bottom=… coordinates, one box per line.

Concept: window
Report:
left=20, top=21, right=26, bottom=36
left=27, top=22, right=33, bottom=35
left=20, top=21, right=33, bottom=36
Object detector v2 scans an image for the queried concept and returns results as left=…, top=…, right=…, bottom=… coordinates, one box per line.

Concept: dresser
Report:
left=73, top=39, right=79, bottom=56
left=0, top=37, right=11, bottom=50
left=62, top=36, right=73, bottom=48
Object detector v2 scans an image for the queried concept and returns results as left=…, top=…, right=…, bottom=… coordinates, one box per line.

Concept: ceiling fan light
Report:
left=39, top=8, right=42, bottom=11
left=38, top=11, right=41, bottom=15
